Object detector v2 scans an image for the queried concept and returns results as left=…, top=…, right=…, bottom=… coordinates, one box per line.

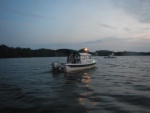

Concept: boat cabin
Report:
left=67, top=53, right=92, bottom=64
left=52, top=48, right=97, bottom=73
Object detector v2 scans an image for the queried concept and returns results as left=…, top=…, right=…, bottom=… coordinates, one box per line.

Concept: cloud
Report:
left=84, top=37, right=127, bottom=45
left=85, top=39, right=102, bottom=44
left=29, top=42, right=88, bottom=51
left=113, top=0, right=150, bottom=23
left=141, top=27, right=149, bottom=30
left=99, top=24, right=117, bottom=29
left=124, top=28, right=131, bottom=32
left=83, top=36, right=150, bottom=52
left=0, top=5, right=55, bottom=19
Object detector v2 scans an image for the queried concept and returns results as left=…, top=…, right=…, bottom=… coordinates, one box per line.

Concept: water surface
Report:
left=0, top=56, right=150, bottom=113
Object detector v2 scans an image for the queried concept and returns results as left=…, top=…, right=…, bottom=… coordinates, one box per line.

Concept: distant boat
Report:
left=52, top=48, right=97, bottom=73
left=104, top=53, right=116, bottom=58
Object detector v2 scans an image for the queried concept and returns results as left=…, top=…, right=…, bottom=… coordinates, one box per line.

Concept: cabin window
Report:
left=81, top=56, right=85, bottom=60
left=89, top=55, right=91, bottom=59
left=85, top=55, right=88, bottom=59
left=85, top=55, right=91, bottom=59
left=81, top=55, right=91, bottom=60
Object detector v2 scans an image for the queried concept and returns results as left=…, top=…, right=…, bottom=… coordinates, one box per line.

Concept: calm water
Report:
left=0, top=56, right=150, bottom=113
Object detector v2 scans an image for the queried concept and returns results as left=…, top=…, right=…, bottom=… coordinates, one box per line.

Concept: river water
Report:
left=0, top=56, right=150, bottom=113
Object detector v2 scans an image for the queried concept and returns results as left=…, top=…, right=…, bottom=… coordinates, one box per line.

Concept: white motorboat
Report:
left=52, top=48, right=97, bottom=73
left=104, top=53, right=116, bottom=58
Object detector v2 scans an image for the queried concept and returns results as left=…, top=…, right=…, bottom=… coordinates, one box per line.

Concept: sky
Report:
left=0, top=0, right=150, bottom=52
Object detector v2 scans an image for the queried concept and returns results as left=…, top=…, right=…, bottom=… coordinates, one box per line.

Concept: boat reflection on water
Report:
left=78, top=72, right=99, bottom=111
left=52, top=70, right=97, bottom=112
left=82, top=72, right=91, bottom=84
left=64, top=71, right=92, bottom=83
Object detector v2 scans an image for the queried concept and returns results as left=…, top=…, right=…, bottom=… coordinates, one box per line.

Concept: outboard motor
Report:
left=51, top=62, right=64, bottom=72
left=51, top=62, right=60, bottom=72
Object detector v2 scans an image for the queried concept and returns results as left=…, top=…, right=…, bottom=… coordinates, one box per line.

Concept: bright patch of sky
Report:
left=0, top=0, right=150, bottom=52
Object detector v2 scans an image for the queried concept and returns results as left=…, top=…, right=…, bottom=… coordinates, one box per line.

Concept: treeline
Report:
left=0, top=44, right=57, bottom=58
left=96, top=50, right=150, bottom=56
left=1, top=44, right=150, bottom=58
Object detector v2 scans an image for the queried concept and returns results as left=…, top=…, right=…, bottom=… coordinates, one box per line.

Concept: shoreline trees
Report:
left=0, top=44, right=150, bottom=58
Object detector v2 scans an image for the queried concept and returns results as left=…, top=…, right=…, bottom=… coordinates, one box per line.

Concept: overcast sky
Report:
left=1, top=0, right=150, bottom=52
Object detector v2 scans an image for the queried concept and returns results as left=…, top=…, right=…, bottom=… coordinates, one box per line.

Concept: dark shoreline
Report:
left=0, top=44, right=150, bottom=58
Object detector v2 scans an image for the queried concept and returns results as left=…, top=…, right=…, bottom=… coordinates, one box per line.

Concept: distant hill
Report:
left=96, top=50, right=150, bottom=56
left=0, top=44, right=150, bottom=58
left=0, top=44, right=56, bottom=58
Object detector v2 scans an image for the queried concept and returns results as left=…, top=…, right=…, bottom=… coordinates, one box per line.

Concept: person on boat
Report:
left=67, top=53, right=73, bottom=63
left=67, top=51, right=81, bottom=63
left=76, top=55, right=80, bottom=63
left=72, top=54, right=76, bottom=63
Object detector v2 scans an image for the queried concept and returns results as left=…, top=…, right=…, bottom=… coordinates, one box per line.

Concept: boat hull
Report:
left=64, top=62, right=96, bottom=73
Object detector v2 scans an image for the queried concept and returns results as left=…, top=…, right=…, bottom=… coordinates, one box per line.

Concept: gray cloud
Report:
left=83, top=37, right=150, bottom=52
left=29, top=42, right=89, bottom=51
left=100, top=24, right=117, bottom=29
left=141, top=27, right=149, bottom=30
left=85, top=39, right=102, bottom=44
left=113, top=0, right=150, bottom=23
left=0, top=5, right=55, bottom=19
left=124, top=28, right=131, bottom=32
left=85, top=37, right=126, bottom=45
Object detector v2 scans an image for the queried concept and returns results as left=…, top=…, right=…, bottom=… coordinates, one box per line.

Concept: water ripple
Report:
left=0, top=57, right=150, bottom=113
